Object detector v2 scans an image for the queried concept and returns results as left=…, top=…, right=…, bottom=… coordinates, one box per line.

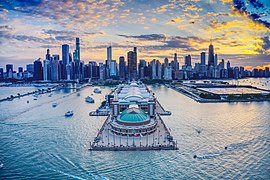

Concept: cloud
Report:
left=231, top=0, right=270, bottom=28
left=118, top=34, right=167, bottom=41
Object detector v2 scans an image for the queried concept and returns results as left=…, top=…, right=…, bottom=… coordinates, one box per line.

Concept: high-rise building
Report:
left=34, top=58, right=43, bottom=80
left=76, top=37, right=80, bottom=60
left=43, top=59, right=50, bottom=81
left=214, top=54, right=218, bottom=67
left=164, top=58, right=169, bottom=67
left=46, top=49, right=50, bottom=60
left=110, top=60, right=117, bottom=77
left=208, top=42, right=215, bottom=67
left=227, top=61, right=231, bottom=69
left=26, top=64, right=34, bottom=74
left=107, top=46, right=112, bottom=61
left=99, top=62, right=105, bottom=80
left=119, top=56, right=126, bottom=79
left=185, top=55, right=192, bottom=67
left=62, top=44, right=69, bottom=79
left=6, top=64, right=13, bottom=79
left=51, top=58, right=59, bottom=81
left=127, top=47, right=137, bottom=80
left=138, top=59, right=146, bottom=79
left=172, top=53, right=179, bottom=79
left=200, top=52, right=206, bottom=65
left=0, top=68, right=3, bottom=79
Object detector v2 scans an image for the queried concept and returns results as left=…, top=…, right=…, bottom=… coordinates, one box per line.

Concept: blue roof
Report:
left=119, top=108, right=149, bottom=122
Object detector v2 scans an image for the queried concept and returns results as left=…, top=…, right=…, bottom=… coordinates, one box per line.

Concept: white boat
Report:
left=93, top=88, right=101, bottom=93
left=85, top=96, right=94, bottom=103
left=77, top=92, right=80, bottom=96
left=48, top=94, right=53, bottom=97
left=65, top=111, right=73, bottom=117
left=52, top=102, right=58, bottom=107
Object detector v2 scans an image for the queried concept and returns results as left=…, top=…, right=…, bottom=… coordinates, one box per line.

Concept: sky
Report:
left=0, top=0, right=270, bottom=70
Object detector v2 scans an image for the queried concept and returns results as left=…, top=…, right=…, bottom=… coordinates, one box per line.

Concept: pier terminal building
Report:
left=110, top=82, right=157, bottom=136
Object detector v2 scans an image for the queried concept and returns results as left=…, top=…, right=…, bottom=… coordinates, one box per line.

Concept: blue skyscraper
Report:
left=119, top=56, right=126, bottom=79
left=62, top=44, right=69, bottom=79
left=34, top=58, right=43, bottom=80
left=208, top=42, right=215, bottom=67
left=76, top=37, right=80, bottom=60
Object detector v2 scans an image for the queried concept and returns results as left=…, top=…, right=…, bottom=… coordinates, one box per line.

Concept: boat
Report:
left=77, top=92, right=80, bottom=96
left=85, top=96, right=95, bottom=103
left=93, top=88, right=101, bottom=93
left=65, top=111, right=73, bottom=117
left=52, top=102, right=58, bottom=107
left=33, top=98, right=37, bottom=100
left=48, top=94, right=53, bottom=97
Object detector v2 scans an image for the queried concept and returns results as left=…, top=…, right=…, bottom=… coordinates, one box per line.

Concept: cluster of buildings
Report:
left=1, top=37, right=269, bottom=82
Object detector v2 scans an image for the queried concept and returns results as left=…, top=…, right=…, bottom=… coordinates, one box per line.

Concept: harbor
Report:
left=167, top=81, right=270, bottom=103
left=90, top=82, right=178, bottom=151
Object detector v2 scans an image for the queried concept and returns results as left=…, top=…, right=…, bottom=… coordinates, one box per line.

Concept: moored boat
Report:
left=85, top=96, right=94, bottom=103
left=93, top=88, right=101, bottom=93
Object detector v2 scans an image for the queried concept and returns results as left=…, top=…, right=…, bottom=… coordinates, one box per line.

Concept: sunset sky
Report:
left=0, top=0, right=269, bottom=70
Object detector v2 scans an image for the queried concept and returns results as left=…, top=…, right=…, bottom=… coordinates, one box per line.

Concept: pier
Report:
left=90, top=113, right=178, bottom=151
left=89, top=82, right=177, bottom=151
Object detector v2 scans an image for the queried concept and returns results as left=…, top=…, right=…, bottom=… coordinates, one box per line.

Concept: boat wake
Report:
left=224, top=142, right=248, bottom=151
left=193, top=152, right=222, bottom=159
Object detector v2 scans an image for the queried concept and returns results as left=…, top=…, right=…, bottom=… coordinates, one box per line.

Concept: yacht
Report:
left=93, top=88, right=102, bottom=93
left=65, top=111, right=73, bottom=117
left=52, top=102, right=58, bottom=107
left=85, top=96, right=95, bottom=103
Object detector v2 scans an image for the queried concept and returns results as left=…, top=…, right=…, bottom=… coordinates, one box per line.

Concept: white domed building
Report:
left=110, top=82, right=157, bottom=136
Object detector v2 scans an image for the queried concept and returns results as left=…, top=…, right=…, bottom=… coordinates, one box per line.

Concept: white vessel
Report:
left=52, top=102, right=58, bottom=107
left=85, top=96, right=94, bottom=103
left=65, top=111, right=73, bottom=117
left=93, top=88, right=101, bottom=93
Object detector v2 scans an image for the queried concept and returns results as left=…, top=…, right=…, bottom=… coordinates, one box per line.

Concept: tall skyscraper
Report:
left=6, top=64, right=13, bottom=78
left=46, top=49, right=50, bottom=60
left=119, top=56, right=126, bottom=79
left=127, top=47, right=137, bottom=80
left=138, top=59, right=146, bottom=79
left=43, top=59, right=50, bottom=81
left=76, top=37, right=80, bottom=60
left=99, top=62, right=105, bottom=80
left=185, top=55, right=192, bottom=67
left=227, top=61, right=231, bottom=69
left=62, top=44, right=69, bottom=79
left=214, top=54, right=218, bottom=67
left=164, top=57, right=169, bottom=67
left=107, top=46, right=112, bottom=61
left=34, top=58, right=43, bottom=80
left=51, top=58, right=59, bottom=81
left=208, top=42, right=215, bottom=67
left=200, top=52, right=206, bottom=65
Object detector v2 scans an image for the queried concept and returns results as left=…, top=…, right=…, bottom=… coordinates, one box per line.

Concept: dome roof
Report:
left=119, top=107, right=149, bottom=123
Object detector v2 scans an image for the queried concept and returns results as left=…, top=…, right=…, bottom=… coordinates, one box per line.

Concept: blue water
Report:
left=0, top=79, right=270, bottom=179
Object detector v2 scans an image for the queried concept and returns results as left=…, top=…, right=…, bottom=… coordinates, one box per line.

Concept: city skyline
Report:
left=0, top=0, right=270, bottom=69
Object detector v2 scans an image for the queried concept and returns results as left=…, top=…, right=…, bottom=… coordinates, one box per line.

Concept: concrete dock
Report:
left=90, top=113, right=178, bottom=151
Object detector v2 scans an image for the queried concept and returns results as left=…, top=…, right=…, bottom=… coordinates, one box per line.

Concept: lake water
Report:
left=0, top=79, right=270, bottom=179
